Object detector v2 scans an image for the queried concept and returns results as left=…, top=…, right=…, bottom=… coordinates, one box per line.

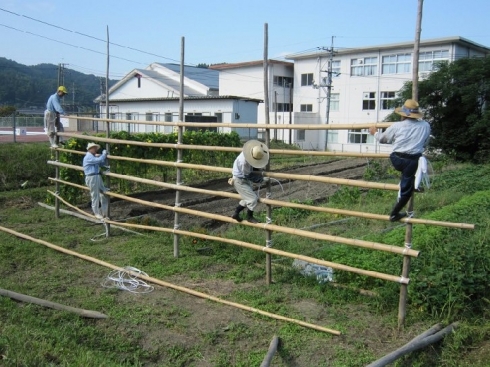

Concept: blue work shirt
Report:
left=83, top=151, right=108, bottom=176
left=46, top=93, right=66, bottom=115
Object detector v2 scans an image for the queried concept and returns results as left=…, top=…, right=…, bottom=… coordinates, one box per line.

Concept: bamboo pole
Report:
left=0, top=225, right=341, bottom=335
left=263, top=23, right=273, bottom=285
left=91, top=218, right=411, bottom=284
left=89, top=189, right=420, bottom=258
left=47, top=174, right=475, bottom=230
left=71, top=115, right=393, bottom=131
left=57, top=132, right=390, bottom=158
left=46, top=190, right=409, bottom=283
left=48, top=159, right=400, bottom=191
left=173, top=36, right=185, bottom=258
left=0, top=288, right=108, bottom=319
left=105, top=25, right=111, bottom=237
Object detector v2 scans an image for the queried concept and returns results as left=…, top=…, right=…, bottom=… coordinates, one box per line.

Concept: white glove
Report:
left=228, top=177, right=234, bottom=186
left=262, top=177, right=270, bottom=183
left=102, top=150, right=107, bottom=155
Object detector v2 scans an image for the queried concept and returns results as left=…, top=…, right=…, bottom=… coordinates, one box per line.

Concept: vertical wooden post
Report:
left=105, top=25, right=111, bottom=237
left=263, top=23, right=273, bottom=285
left=398, top=195, right=414, bottom=330
left=173, top=36, right=185, bottom=258
left=399, top=0, right=424, bottom=330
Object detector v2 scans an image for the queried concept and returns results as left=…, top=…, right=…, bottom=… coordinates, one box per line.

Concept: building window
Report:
left=362, top=92, right=376, bottom=110
left=297, top=129, right=305, bottom=141
left=351, top=57, right=378, bottom=76
left=110, top=113, right=116, bottom=120
left=125, top=113, right=132, bottom=120
left=274, top=103, right=292, bottom=112
left=164, top=113, right=172, bottom=122
left=300, top=104, right=313, bottom=112
left=330, top=93, right=340, bottom=111
left=419, top=49, right=450, bottom=72
left=145, top=113, right=153, bottom=121
left=301, top=73, right=314, bottom=86
left=380, top=91, right=396, bottom=110
left=273, top=76, right=293, bottom=87
left=382, top=53, right=411, bottom=74
left=327, top=130, right=338, bottom=143
left=331, top=60, right=341, bottom=77
left=214, top=112, right=223, bottom=123
left=348, top=129, right=374, bottom=144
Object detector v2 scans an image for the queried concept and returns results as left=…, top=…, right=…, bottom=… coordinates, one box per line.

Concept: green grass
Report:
left=1, top=147, right=490, bottom=366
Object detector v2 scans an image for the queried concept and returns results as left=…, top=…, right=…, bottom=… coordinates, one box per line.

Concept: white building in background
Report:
left=210, top=60, right=294, bottom=142
left=94, top=62, right=261, bottom=140
left=287, top=36, right=490, bottom=152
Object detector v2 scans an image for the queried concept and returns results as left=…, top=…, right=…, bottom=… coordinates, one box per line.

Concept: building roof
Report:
left=286, top=36, right=490, bottom=60
left=155, top=63, right=219, bottom=89
left=105, top=95, right=263, bottom=103
left=209, top=59, right=293, bottom=70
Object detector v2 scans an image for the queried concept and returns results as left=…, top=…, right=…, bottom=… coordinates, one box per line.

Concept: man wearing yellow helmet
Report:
left=44, top=86, right=68, bottom=148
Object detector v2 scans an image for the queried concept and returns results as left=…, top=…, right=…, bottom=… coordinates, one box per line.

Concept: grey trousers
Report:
left=233, top=177, right=258, bottom=211
left=85, top=175, right=108, bottom=217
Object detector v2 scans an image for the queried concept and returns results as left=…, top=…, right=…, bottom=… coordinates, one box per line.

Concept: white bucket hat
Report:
left=242, top=140, right=269, bottom=168
left=86, top=142, right=100, bottom=151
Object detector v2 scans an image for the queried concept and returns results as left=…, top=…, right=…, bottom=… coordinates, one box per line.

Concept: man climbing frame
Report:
left=230, top=140, right=270, bottom=223
left=369, top=99, right=431, bottom=221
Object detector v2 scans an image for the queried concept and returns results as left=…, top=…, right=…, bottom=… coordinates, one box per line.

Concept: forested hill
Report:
left=0, top=57, right=118, bottom=112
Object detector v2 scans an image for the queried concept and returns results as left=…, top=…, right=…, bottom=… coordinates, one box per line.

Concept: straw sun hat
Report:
left=86, top=142, right=100, bottom=150
left=394, top=99, right=423, bottom=119
left=242, top=140, right=269, bottom=168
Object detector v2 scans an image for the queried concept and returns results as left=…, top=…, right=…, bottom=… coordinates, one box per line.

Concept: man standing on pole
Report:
left=44, top=86, right=68, bottom=148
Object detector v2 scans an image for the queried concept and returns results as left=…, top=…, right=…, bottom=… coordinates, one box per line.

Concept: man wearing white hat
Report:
left=369, top=99, right=431, bottom=221
left=44, top=86, right=68, bottom=148
left=230, top=140, right=270, bottom=223
left=83, top=142, right=109, bottom=220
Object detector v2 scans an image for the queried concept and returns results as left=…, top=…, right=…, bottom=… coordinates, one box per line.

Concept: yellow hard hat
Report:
left=57, top=86, right=68, bottom=94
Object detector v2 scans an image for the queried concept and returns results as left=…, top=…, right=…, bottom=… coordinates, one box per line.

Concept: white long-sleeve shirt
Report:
left=374, top=118, right=431, bottom=154
left=232, top=152, right=252, bottom=178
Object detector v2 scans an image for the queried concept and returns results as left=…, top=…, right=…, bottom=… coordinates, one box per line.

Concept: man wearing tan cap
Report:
left=369, top=99, right=431, bottom=221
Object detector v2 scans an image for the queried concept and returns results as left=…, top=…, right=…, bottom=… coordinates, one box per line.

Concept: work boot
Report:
left=48, top=136, right=58, bottom=148
left=389, top=197, right=409, bottom=222
left=231, top=205, right=245, bottom=222
left=246, top=209, right=259, bottom=223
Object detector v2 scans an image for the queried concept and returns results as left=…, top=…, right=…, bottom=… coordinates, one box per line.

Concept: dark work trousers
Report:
left=390, top=152, right=420, bottom=210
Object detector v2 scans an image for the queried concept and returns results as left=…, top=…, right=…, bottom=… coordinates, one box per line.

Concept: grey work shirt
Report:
left=374, top=118, right=431, bottom=154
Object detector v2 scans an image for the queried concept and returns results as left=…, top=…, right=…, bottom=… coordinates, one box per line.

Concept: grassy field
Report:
left=0, top=143, right=490, bottom=366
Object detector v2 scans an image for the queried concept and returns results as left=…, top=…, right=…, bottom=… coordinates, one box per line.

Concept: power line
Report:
left=0, top=7, right=179, bottom=63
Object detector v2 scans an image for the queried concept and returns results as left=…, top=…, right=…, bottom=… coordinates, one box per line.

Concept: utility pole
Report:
left=313, top=36, right=337, bottom=150
left=57, top=63, right=68, bottom=86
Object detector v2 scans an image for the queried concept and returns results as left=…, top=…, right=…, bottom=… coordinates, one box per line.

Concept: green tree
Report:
left=0, top=105, right=16, bottom=117
left=393, top=57, right=490, bottom=162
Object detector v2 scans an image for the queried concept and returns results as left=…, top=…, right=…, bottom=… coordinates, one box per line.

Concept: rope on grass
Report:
left=101, top=266, right=154, bottom=294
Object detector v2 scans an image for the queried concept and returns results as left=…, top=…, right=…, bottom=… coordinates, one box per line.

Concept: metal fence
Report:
left=0, top=115, right=44, bottom=127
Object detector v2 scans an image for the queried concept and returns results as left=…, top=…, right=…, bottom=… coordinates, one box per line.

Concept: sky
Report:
left=1, top=0, right=490, bottom=81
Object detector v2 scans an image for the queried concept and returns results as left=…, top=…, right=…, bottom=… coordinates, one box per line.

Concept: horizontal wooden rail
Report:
left=57, top=133, right=389, bottom=159
left=72, top=115, right=393, bottom=131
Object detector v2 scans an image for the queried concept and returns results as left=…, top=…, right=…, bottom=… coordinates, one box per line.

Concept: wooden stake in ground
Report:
left=0, top=288, right=108, bottom=319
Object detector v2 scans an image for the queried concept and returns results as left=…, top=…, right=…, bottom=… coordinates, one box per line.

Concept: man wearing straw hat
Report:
left=230, top=140, right=270, bottom=223
left=83, top=142, right=109, bottom=220
left=369, top=99, right=431, bottom=222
